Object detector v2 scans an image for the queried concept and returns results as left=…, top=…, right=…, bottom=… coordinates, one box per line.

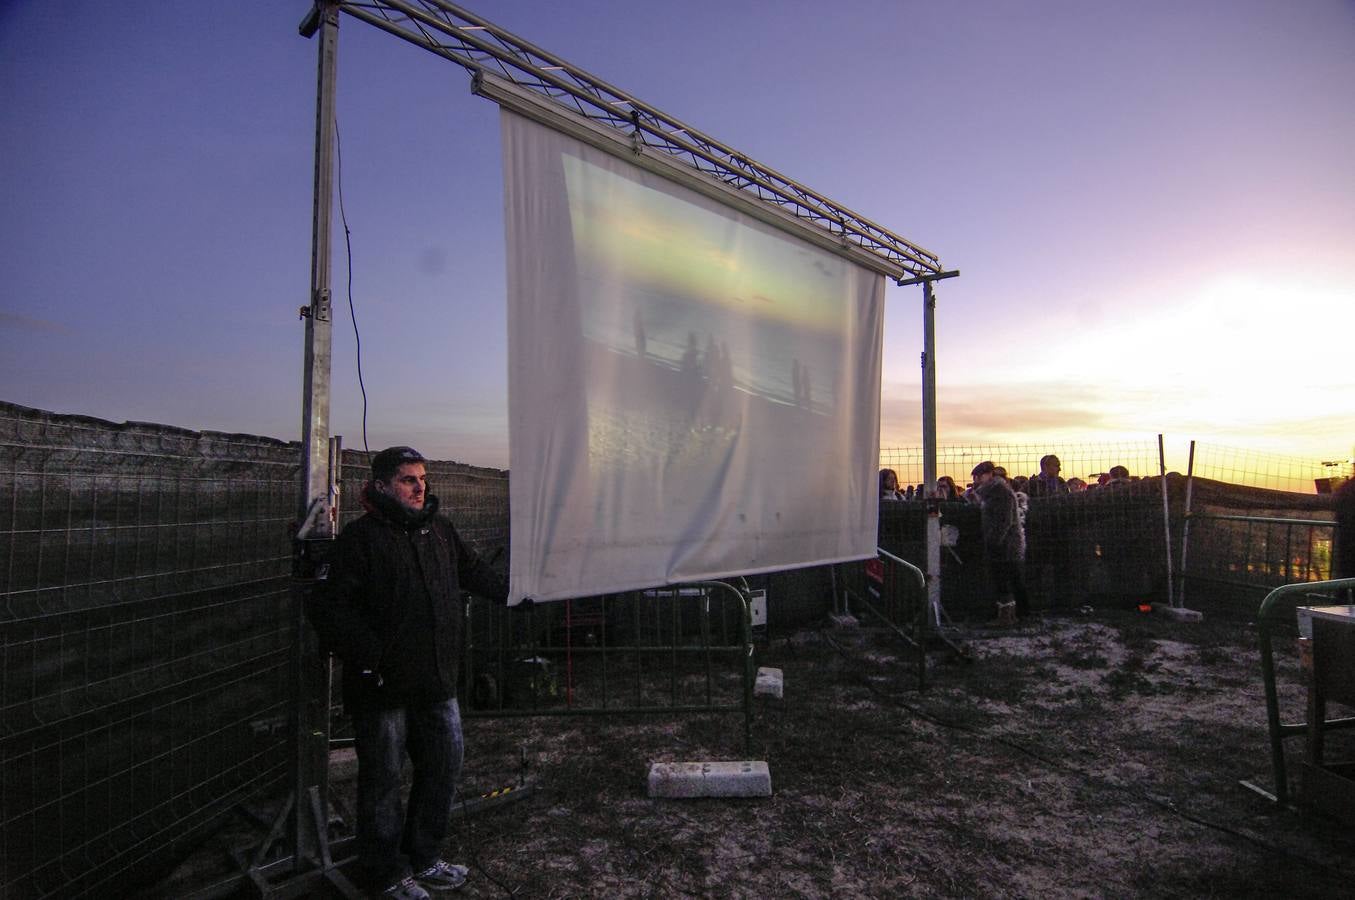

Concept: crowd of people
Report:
left=879, top=455, right=1144, bottom=626
left=879, top=455, right=1140, bottom=504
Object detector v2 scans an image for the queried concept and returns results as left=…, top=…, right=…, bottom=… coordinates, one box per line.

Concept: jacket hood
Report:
left=360, top=481, right=440, bottom=529
left=974, top=477, right=1011, bottom=501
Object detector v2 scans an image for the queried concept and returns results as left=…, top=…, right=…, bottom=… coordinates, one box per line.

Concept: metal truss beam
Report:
left=337, top=0, right=944, bottom=280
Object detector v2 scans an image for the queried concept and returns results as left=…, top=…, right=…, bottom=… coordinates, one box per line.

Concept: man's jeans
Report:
left=351, top=698, right=463, bottom=888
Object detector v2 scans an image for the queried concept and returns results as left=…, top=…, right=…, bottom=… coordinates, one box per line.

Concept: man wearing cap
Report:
left=971, top=460, right=1030, bottom=625
left=307, top=446, right=507, bottom=899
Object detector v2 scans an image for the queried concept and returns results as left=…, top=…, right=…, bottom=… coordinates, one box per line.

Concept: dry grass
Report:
left=152, top=608, right=1355, bottom=898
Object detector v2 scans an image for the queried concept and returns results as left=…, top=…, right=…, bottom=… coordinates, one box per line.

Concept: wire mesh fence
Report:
left=3, top=406, right=1346, bottom=897
left=878, top=442, right=1172, bottom=617
left=1, top=403, right=298, bottom=899
left=876, top=441, right=1343, bottom=615
left=1178, top=478, right=1338, bottom=604
left=879, top=440, right=1162, bottom=495
left=1190, top=442, right=1352, bottom=495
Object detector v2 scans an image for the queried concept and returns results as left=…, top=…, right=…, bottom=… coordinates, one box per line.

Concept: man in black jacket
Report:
left=308, top=446, right=507, bottom=899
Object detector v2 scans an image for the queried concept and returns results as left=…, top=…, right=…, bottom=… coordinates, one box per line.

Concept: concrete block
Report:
left=647, top=761, right=772, bottom=798
left=1154, top=604, right=1203, bottom=623
left=754, top=667, right=783, bottom=699
left=828, top=613, right=859, bottom=629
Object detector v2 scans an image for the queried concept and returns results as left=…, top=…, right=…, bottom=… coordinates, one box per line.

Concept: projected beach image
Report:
left=562, top=154, right=856, bottom=471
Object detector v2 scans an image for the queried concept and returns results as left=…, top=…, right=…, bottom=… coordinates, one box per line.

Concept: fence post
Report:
left=1158, top=434, right=1176, bottom=608
left=1178, top=440, right=1196, bottom=608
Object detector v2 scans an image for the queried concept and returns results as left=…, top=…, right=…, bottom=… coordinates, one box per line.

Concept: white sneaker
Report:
left=413, top=859, right=468, bottom=892
left=380, top=875, right=431, bottom=900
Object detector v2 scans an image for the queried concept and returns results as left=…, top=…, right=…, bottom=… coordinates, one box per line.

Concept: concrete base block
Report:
left=1154, top=604, right=1203, bottom=623
left=647, top=761, right=772, bottom=798
left=754, top=667, right=783, bottom=699
left=828, top=613, right=859, bottom=629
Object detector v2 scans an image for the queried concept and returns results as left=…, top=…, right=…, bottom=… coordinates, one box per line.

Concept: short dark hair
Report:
left=971, top=460, right=995, bottom=478
left=371, top=446, right=426, bottom=482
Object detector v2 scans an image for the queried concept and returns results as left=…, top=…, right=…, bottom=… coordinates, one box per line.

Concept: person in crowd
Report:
left=936, top=476, right=960, bottom=500
left=1005, top=469, right=1031, bottom=546
left=307, top=446, right=509, bottom=900
left=904, top=484, right=915, bottom=501
left=1012, top=474, right=1030, bottom=495
left=1107, top=465, right=1131, bottom=485
left=880, top=468, right=903, bottom=501
left=971, top=460, right=1030, bottom=625
left=1028, top=454, right=1068, bottom=497
left=1067, top=477, right=1087, bottom=492
left=1026, top=456, right=1070, bottom=607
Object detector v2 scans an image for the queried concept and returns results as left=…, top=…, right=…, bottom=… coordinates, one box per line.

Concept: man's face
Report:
left=1042, top=456, right=1061, bottom=477
left=379, top=462, right=427, bottom=514
left=974, top=470, right=993, bottom=486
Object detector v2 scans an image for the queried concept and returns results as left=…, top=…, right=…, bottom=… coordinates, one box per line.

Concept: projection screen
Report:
left=502, top=110, right=884, bottom=604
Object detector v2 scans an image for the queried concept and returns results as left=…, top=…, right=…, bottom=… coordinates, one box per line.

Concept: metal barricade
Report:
left=461, top=582, right=756, bottom=755
left=1254, top=577, right=1355, bottom=804
left=1185, top=513, right=1336, bottom=597
left=839, top=548, right=940, bottom=689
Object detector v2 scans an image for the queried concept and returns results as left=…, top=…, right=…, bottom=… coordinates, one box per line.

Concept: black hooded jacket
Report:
left=307, top=484, right=507, bottom=711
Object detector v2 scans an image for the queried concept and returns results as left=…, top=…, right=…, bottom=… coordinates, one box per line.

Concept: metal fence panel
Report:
left=1, top=402, right=297, bottom=898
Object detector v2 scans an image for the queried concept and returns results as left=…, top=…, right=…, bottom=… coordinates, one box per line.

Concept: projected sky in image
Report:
left=1, top=0, right=1351, bottom=474
left=562, top=156, right=850, bottom=335
left=563, top=153, right=853, bottom=416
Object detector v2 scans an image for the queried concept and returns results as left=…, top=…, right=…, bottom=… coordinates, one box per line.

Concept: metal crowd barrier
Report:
left=1254, top=577, right=1355, bottom=804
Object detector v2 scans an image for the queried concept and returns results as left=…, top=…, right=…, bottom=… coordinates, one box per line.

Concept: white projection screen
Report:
left=502, top=110, right=884, bottom=604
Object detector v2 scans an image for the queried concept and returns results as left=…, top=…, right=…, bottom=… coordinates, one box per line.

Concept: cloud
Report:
left=881, top=379, right=1117, bottom=443
left=879, top=376, right=1350, bottom=475
left=0, top=311, right=74, bottom=334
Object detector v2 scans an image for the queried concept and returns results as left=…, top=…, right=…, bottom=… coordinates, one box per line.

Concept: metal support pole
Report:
left=300, top=2, right=338, bottom=532
left=290, top=0, right=340, bottom=880
left=897, top=269, right=956, bottom=633
left=1158, top=434, right=1175, bottom=608
left=921, top=280, right=942, bottom=628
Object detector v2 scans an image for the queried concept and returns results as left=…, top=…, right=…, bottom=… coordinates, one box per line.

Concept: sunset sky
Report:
left=2, top=0, right=1351, bottom=473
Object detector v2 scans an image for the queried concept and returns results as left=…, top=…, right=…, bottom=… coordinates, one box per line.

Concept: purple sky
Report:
left=2, top=0, right=1351, bottom=470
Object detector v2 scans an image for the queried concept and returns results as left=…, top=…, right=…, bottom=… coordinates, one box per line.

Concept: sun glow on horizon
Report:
left=878, top=270, right=1353, bottom=472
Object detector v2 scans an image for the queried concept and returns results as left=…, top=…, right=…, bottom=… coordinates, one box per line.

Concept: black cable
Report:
left=455, top=776, right=519, bottom=898
left=333, top=117, right=369, bottom=454
left=820, top=630, right=1355, bottom=877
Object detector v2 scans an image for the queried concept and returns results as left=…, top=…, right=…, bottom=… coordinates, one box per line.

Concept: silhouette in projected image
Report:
left=633, top=307, right=647, bottom=358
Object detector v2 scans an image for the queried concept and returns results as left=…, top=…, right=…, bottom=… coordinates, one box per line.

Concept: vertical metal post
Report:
left=921, top=281, right=942, bottom=629
left=1158, top=434, right=1175, bottom=608
left=301, top=2, right=338, bottom=531
left=292, top=0, right=340, bottom=877
left=1178, top=440, right=1196, bottom=608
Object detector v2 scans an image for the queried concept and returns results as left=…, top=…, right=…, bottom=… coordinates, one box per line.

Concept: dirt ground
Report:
left=154, top=603, right=1355, bottom=899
